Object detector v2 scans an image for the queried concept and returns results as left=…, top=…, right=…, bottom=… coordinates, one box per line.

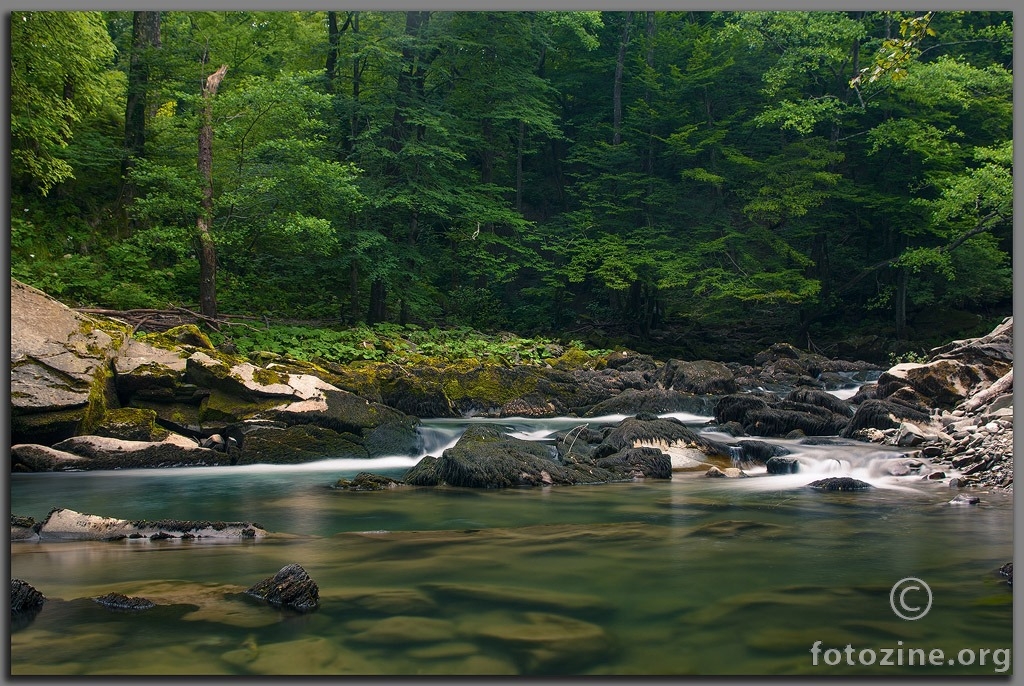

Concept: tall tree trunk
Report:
left=325, top=11, right=339, bottom=91
left=196, top=62, right=228, bottom=319
left=612, top=11, right=633, bottom=146
left=350, top=12, right=361, bottom=153
left=515, top=120, right=525, bottom=212
left=368, top=279, right=387, bottom=323
left=895, top=266, right=909, bottom=341
left=122, top=11, right=161, bottom=227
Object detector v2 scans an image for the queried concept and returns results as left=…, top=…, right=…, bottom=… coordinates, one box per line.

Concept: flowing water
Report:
left=9, top=413, right=1013, bottom=676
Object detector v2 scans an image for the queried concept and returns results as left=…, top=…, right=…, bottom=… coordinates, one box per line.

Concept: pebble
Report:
left=985, top=422, right=1001, bottom=434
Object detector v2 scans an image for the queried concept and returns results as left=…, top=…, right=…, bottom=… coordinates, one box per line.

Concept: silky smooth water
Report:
left=9, top=415, right=1013, bottom=676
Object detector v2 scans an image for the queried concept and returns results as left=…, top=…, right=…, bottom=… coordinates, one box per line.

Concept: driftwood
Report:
left=961, top=369, right=1013, bottom=414
left=74, top=307, right=261, bottom=334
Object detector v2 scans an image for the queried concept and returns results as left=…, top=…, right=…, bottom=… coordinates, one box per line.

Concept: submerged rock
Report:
left=244, top=563, right=320, bottom=613
left=948, top=494, right=980, bottom=506
left=806, top=477, right=873, bottom=492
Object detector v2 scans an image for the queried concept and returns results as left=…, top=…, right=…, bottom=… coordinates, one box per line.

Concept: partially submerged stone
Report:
left=47, top=434, right=229, bottom=470
left=806, top=477, right=873, bottom=492
left=93, top=592, right=156, bottom=611
left=244, top=563, right=319, bottom=613
left=37, top=507, right=268, bottom=541
left=11, top=579, right=46, bottom=614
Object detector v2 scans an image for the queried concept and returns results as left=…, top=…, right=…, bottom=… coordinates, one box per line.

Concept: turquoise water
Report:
left=9, top=417, right=1013, bottom=675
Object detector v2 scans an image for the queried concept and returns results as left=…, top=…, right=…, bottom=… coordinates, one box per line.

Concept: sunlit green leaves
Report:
left=10, top=11, right=117, bottom=194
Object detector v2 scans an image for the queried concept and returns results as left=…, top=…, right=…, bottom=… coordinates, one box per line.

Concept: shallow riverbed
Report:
left=9, top=416, right=1013, bottom=676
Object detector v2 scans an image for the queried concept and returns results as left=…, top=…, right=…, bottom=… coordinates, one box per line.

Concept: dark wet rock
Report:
left=235, top=423, right=367, bottom=464
left=333, top=472, right=405, bottom=491
left=591, top=415, right=730, bottom=462
left=998, top=562, right=1012, bottom=587
left=742, top=407, right=848, bottom=438
left=712, top=421, right=747, bottom=437
left=714, top=394, right=772, bottom=425
left=765, top=456, right=800, bottom=474
left=244, top=563, right=320, bottom=612
left=601, top=350, right=658, bottom=373
left=11, top=579, right=46, bottom=614
left=429, top=425, right=604, bottom=488
left=848, top=383, right=878, bottom=405
left=734, top=439, right=790, bottom=464
left=806, top=477, right=873, bottom=492
left=948, top=494, right=980, bottom=506
left=403, top=455, right=442, bottom=486
left=841, top=399, right=931, bottom=438
left=658, top=359, right=738, bottom=395
left=93, top=592, right=156, bottom=611
left=785, top=387, right=855, bottom=418
left=583, top=388, right=714, bottom=418
left=593, top=447, right=672, bottom=480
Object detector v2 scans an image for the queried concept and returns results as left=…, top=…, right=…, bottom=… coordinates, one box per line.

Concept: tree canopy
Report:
left=8, top=10, right=1013, bottom=361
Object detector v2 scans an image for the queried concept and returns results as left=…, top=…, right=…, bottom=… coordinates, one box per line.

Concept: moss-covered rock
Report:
left=138, top=324, right=214, bottom=351
left=235, top=424, right=368, bottom=464
left=10, top=279, right=127, bottom=445
left=94, top=407, right=168, bottom=442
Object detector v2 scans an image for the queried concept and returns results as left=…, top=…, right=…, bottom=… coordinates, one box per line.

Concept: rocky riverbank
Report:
left=8, top=278, right=1012, bottom=493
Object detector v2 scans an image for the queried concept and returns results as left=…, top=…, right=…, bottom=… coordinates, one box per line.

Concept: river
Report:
left=9, top=412, right=1013, bottom=676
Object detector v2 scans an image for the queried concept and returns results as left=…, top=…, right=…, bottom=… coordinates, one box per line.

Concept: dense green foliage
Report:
left=9, top=11, right=1012, bottom=359
left=205, top=322, right=607, bottom=366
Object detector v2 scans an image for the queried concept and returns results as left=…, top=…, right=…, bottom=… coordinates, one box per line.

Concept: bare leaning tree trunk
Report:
left=197, top=63, right=228, bottom=319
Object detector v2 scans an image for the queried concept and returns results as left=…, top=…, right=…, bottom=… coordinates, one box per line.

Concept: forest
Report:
left=9, top=10, right=1014, bottom=363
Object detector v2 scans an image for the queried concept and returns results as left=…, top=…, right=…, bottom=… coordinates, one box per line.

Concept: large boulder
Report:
left=10, top=279, right=130, bottom=445
left=426, top=425, right=603, bottom=488
left=658, top=359, right=738, bottom=395
left=875, top=318, right=1013, bottom=410
left=588, top=415, right=731, bottom=470
left=840, top=399, right=932, bottom=439
left=42, top=434, right=229, bottom=470
left=583, top=388, right=715, bottom=418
